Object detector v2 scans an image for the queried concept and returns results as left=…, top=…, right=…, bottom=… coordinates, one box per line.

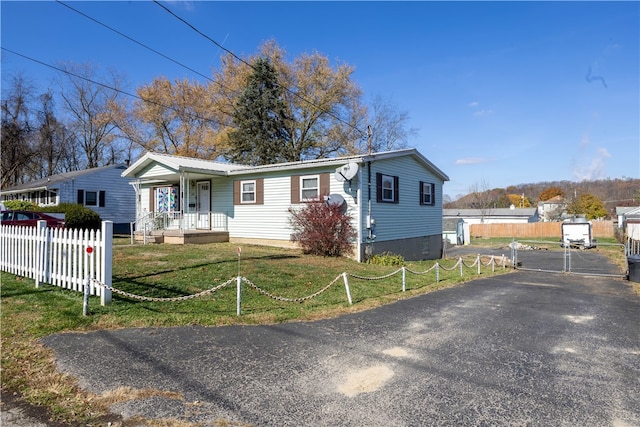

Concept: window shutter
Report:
left=320, top=173, right=330, bottom=197
left=376, top=173, right=382, bottom=202
left=233, top=180, right=240, bottom=205
left=256, top=178, right=264, bottom=205
left=419, top=181, right=425, bottom=205
left=393, top=176, right=399, bottom=203
left=77, top=190, right=84, bottom=204
left=430, top=183, right=436, bottom=206
left=99, top=191, right=106, bottom=207
left=291, top=176, right=300, bottom=204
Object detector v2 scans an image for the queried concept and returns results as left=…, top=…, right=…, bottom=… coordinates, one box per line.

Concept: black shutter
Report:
left=430, top=183, right=436, bottom=206
left=393, top=176, right=399, bottom=203
left=77, top=190, right=84, bottom=204
left=99, top=191, right=106, bottom=207
left=419, top=181, right=425, bottom=205
left=376, top=173, right=382, bottom=202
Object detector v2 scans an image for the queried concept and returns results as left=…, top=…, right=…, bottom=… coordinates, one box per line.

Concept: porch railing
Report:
left=130, top=211, right=228, bottom=239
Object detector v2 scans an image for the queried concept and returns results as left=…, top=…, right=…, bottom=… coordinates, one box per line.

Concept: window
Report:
left=290, top=173, right=330, bottom=204
left=233, top=179, right=263, bottom=205
left=376, top=173, right=399, bottom=203
left=300, top=176, right=319, bottom=201
left=241, top=180, right=256, bottom=203
left=420, top=181, right=435, bottom=205
left=78, top=190, right=106, bottom=207
left=85, top=191, right=98, bottom=206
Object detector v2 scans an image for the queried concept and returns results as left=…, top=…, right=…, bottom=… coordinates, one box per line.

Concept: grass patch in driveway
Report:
left=1, top=242, right=509, bottom=426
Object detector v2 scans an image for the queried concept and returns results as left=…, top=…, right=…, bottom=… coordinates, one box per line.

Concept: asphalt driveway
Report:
left=42, top=262, right=639, bottom=426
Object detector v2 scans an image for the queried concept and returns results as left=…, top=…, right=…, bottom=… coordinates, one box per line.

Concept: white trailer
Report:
left=561, top=219, right=596, bottom=249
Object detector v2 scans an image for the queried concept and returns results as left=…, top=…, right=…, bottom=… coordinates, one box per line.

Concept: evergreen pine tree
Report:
left=227, top=57, right=291, bottom=165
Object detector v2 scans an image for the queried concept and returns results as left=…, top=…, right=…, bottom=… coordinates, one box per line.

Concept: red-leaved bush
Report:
left=289, top=201, right=356, bottom=257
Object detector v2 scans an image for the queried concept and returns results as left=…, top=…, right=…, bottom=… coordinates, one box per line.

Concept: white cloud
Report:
left=572, top=146, right=611, bottom=181
left=467, top=101, right=479, bottom=108
left=455, top=157, right=490, bottom=165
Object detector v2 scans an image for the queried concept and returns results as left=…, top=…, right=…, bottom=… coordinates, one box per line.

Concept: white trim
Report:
left=240, top=180, right=257, bottom=204
left=300, top=175, right=320, bottom=201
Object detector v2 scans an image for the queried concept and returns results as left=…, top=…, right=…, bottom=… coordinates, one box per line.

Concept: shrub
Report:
left=289, top=201, right=356, bottom=257
left=2, top=200, right=39, bottom=211
left=40, top=203, right=102, bottom=230
left=367, top=252, right=405, bottom=266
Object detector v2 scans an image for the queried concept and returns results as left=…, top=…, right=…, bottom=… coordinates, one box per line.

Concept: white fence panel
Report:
left=0, top=221, right=112, bottom=305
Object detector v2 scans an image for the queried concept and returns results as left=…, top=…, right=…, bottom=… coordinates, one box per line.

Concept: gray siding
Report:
left=360, top=156, right=443, bottom=241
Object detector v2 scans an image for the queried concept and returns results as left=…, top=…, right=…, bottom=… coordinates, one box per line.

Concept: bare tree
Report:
left=468, top=179, right=494, bottom=223
left=57, top=62, right=126, bottom=168
left=361, top=95, right=418, bottom=153
left=1, top=74, right=35, bottom=188
left=33, top=91, right=77, bottom=177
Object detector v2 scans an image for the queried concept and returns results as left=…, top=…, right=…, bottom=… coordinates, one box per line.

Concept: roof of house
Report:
left=621, top=206, right=640, bottom=218
left=0, top=164, right=128, bottom=195
left=443, top=208, right=538, bottom=218
left=616, top=206, right=640, bottom=215
left=122, top=149, right=450, bottom=182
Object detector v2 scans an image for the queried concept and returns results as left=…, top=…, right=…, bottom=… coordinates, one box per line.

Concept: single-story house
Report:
left=0, top=164, right=136, bottom=234
left=121, top=148, right=449, bottom=262
left=537, top=195, right=567, bottom=222
left=443, top=207, right=539, bottom=225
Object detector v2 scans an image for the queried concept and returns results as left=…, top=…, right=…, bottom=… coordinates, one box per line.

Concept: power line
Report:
left=55, top=0, right=239, bottom=97
left=153, top=0, right=368, bottom=139
left=0, top=47, right=228, bottom=129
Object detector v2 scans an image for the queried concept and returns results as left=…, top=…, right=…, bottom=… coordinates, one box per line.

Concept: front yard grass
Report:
left=0, top=242, right=508, bottom=426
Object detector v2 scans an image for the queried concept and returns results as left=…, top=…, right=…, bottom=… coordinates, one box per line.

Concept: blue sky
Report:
left=2, top=1, right=638, bottom=199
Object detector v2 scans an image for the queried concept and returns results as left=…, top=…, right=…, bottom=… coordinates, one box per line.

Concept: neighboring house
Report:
left=121, top=148, right=449, bottom=262
left=0, top=165, right=136, bottom=234
left=443, top=207, right=539, bottom=225
left=537, top=195, right=567, bottom=222
left=616, top=206, right=639, bottom=228
left=620, top=206, right=640, bottom=239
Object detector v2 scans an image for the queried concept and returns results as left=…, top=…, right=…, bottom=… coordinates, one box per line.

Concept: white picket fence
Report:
left=0, top=221, right=112, bottom=305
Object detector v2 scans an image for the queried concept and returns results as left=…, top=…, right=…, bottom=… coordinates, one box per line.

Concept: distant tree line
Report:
left=1, top=40, right=416, bottom=189
left=445, top=178, right=640, bottom=220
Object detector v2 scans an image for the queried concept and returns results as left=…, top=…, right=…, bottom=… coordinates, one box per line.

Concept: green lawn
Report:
left=0, top=242, right=509, bottom=426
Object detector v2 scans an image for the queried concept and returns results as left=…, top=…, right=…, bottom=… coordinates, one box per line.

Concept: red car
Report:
left=0, top=210, right=65, bottom=228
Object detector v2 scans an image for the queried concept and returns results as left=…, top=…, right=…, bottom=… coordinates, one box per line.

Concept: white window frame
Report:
left=300, top=175, right=320, bottom=201
left=381, top=174, right=395, bottom=202
left=422, top=182, right=433, bottom=205
left=241, top=180, right=256, bottom=204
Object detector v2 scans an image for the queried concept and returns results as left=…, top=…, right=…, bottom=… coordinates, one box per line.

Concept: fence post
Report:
left=83, top=277, right=91, bottom=316
left=236, top=276, right=242, bottom=315
left=459, top=257, right=463, bottom=277
left=35, top=220, right=47, bottom=288
left=491, top=256, right=495, bottom=273
left=477, top=254, right=481, bottom=275
left=436, top=263, right=440, bottom=283
left=402, top=267, right=406, bottom=292
left=342, top=272, right=353, bottom=305
left=101, top=221, right=113, bottom=305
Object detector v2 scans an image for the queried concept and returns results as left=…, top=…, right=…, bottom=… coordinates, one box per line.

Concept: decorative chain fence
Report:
left=82, top=254, right=507, bottom=316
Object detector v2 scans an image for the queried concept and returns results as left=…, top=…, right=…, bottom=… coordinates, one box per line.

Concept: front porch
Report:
left=132, top=211, right=230, bottom=244
left=134, top=229, right=229, bottom=244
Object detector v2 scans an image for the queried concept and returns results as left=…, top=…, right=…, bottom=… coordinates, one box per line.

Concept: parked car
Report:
left=0, top=210, right=65, bottom=228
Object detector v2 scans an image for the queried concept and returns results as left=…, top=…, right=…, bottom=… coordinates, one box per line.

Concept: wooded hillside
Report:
left=445, top=178, right=640, bottom=218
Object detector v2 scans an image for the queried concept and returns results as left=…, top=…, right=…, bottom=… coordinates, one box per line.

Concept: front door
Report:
left=197, top=181, right=211, bottom=229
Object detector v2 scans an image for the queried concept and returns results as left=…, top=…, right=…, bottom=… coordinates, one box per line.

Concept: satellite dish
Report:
left=334, top=163, right=359, bottom=182
left=325, top=194, right=347, bottom=214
